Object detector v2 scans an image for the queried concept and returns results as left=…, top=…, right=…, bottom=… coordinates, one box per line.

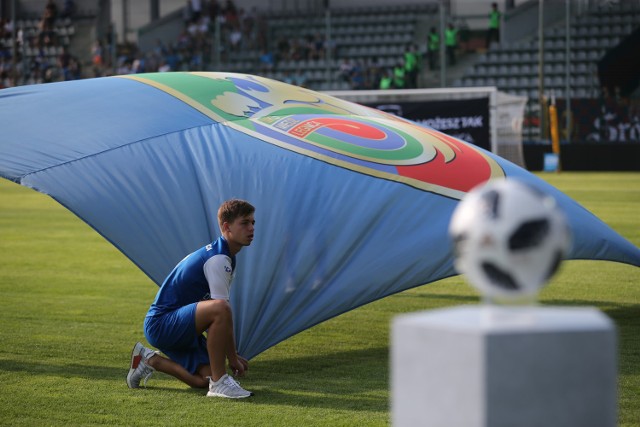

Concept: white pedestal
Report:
left=391, top=305, right=617, bottom=427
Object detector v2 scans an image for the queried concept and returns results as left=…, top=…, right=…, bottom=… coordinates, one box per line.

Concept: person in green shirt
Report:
left=403, top=44, right=420, bottom=88
left=427, top=27, right=439, bottom=70
left=379, top=68, right=393, bottom=90
left=393, top=61, right=406, bottom=89
left=445, top=23, right=458, bottom=66
left=486, top=2, right=501, bottom=48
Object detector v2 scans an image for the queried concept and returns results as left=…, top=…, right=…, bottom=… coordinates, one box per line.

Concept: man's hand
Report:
left=229, top=355, right=249, bottom=377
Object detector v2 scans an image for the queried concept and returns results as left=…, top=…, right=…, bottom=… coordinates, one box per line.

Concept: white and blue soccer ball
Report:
left=448, top=179, right=571, bottom=300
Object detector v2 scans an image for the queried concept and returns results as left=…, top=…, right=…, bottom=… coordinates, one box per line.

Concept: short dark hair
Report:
left=217, top=199, right=255, bottom=228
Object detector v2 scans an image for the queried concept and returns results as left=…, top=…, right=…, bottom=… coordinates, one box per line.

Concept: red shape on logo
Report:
left=397, top=129, right=495, bottom=193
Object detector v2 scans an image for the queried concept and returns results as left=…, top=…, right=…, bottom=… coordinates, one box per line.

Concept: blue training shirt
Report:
left=146, top=237, right=236, bottom=317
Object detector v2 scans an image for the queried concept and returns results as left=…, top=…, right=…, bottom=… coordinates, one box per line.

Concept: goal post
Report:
left=325, top=87, right=528, bottom=169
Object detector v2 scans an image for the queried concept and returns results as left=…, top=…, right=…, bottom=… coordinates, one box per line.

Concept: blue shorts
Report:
left=143, top=302, right=210, bottom=374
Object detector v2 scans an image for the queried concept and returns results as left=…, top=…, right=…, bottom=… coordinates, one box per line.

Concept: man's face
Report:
left=226, top=214, right=255, bottom=247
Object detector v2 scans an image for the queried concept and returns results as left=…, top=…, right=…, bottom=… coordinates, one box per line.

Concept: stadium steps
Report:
left=455, top=2, right=640, bottom=99
left=224, top=3, right=439, bottom=91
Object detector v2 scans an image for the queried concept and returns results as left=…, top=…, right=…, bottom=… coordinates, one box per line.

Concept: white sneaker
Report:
left=207, top=374, right=253, bottom=399
left=126, top=342, right=156, bottom=388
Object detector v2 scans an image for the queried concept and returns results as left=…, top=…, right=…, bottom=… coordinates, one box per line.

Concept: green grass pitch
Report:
left=0, top=172, right=638, bottom=426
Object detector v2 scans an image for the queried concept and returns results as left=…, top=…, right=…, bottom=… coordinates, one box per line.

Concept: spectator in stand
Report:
left=67, top=54, right=81, bottom=80
left=228, top=24, right=242, bottom=52
left=350, top=60, right=365, bottom=90
left=16, top=24, right=24, bottom=48
left=338, top=58, right=354, bottom=84
left=0, top=43, right=8, bottom=67
left=240, top=7, right=257, bottom=50
left=61, top=0, right=76, bottom=20
left=176, top=27, right=191, bottom=49
left=31, top=42, right=53, bottom=82
left=292, top=67, right=308, bottom=88
left=164, top=46, right=180, bottom=71
left=0, top=67, right=10, bottom=88
left=43, top=66, right=57, bottom=83
left=0, top=18, right=8, bottom=39
left=39, top=0, right=59, bottom=47
left=393, top=60, right=406, bottom=89
left=44, top=0, right=59, bottom=27
left=158, top=59, right=171, bottom=72
left=427, top=27, right=439, bottom=71
left=190, top=0, right=203, bottom=23
left=275, top=36, right=290, bottom=61
left=445, top=23, right=458, bottom=66
left=310, top=32, right=325, bottom=60
left=189, top=49, right=203, bottom=70
left=288, top=38, right=303, bottom=61
left=282, top=70, right=294, bottom=85
left=208, top=0, right=221, bottom=21
left=379, top=68, right=392, bottom=90
left=223, top=0, right=239, bottom=31
left=153, top=38, right=167, bottom=57
left=366, top=57, right=383, bottom=90
left=486, top=2, right=501, bottom=48
left=258, top=49, right=274, bottom=73
left=146, top=51, right=160, bottom=73
left=116, top=56, right=132, bottom=75
left=131, top=53, right=146, bottom=73
left=57, top=45, right=72, bottom=80
left=403, top=44, right=420, bottom=89
left=91, top=39, right=104, bottom=77
left=301, top=34, right=311, bottom=60
left=187, top=15, right=209, bottom=40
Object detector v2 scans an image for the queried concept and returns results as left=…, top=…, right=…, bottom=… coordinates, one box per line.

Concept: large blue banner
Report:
left=1, top=72, right=638, bottom=358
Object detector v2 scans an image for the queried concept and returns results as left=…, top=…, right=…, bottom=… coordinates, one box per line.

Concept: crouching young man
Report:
left=126, top=199, right=256, bottom=399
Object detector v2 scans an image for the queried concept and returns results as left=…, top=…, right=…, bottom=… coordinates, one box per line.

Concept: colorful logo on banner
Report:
left=121, top=72, right=504, bottom=199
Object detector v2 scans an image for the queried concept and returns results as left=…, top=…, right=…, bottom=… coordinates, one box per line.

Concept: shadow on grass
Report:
left=0, top=346, right=390, bottom=412
left=394, top=291, right=479, bottom=304
left=0, top=360, right=124, bottom=379
left=245, top=387, right=387, bottom=412
left=248, top=346, right=389, bottom=412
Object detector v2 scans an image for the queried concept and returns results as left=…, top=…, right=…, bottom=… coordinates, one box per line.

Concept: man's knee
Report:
left=195, top=299, right=232, bottom=331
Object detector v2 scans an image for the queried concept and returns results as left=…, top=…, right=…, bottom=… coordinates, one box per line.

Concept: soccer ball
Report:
left=448, top=179, right=571, bottom=300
